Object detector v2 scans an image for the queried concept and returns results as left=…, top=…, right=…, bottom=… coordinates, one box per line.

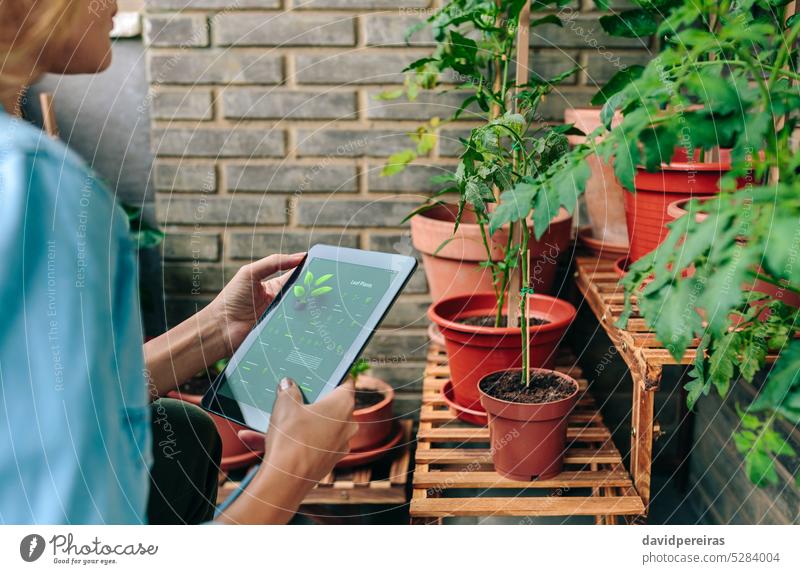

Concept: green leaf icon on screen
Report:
left=293, top=272, right=334, bottom=304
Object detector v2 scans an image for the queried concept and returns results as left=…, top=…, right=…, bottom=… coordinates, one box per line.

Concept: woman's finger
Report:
left=245, top=252, right=305, bottom=282
left=237, top=430, right=266, bottom=453
left=262, top=270, right=294, bottom=299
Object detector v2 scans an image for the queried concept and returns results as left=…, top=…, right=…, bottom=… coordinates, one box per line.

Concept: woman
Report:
left=0, top=1, right=356, bottom=524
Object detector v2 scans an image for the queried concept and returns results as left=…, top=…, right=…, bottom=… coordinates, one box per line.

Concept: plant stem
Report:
left=520, top=220, right=530, bottom=388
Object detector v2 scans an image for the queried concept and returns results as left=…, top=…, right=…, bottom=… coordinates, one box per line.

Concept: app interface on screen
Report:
left=219, top=258, right=397, bottom=412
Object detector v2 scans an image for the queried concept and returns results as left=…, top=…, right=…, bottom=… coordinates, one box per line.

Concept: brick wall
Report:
left=144, top=0, right=653, bottom=414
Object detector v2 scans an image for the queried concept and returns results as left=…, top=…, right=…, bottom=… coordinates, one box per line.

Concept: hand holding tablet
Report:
left=202, top=245, right=417, bottom=433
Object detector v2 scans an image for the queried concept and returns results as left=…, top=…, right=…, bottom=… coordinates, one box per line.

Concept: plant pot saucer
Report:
left=427, top=323, right=446, bottom=347
left=442, top=380, right=488, bottom=426
left=221, top=449, right=263, bottom=472
left=336, top=422, right=404, bottom=469
left=577, top=226, right=629, bottom=259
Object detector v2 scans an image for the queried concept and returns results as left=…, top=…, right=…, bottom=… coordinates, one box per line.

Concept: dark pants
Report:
left=147, top=398, right=222, bottom=524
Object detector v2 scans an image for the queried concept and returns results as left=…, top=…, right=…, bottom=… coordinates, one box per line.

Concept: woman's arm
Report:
left=215, top=378, right=357, bottom=524
left=143, top=253, right=305, bottom=398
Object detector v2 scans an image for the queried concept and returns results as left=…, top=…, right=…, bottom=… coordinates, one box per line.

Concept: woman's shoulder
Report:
left=0, top=111, right=92, bottom=180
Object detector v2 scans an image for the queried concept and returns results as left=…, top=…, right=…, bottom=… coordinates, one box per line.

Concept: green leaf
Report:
left=293, top=285, right=306, bottom=298
left=374, top=89, right=404, bottom=101
left=751, top=340, right=800, bottom=412
left=310, top=286, right=333, bottom=297
left=381, top=150, right=417, bottom=176
left=599, top=9, right=659, bottom=38
left=744, top=447, right=779, bottom=487
left=708, top=337, right=735, bottom=398
left=531, top=15, right=563, bottom=28
left=648, top=280, right=703, bottom=360
left=764, top=429, right=797, bottom=458
left=314, top=273, right=334, bottom=286
left=685, top=374, right=711, bottom=411
left=639, top=125, right=677, bottom=172
left=304, top=271, right=313, bottom=287
left=764, top=216, right=800, bottom=286
left=489, top=182, right=537, bottom=235
left=613, top=136, right=640, bottom=192
left=591, top=65, right=645, bottom=106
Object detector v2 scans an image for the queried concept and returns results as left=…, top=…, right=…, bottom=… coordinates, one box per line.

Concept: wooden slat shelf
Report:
left=409, top=345, right=645, bottom=524
left=573, top=255, right=779, bottom=518
left=574, top=257, right=778, bottom=388
left=217, top=419, right=412, bottom=507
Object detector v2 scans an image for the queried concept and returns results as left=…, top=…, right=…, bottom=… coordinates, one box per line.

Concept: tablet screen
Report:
left=216, top=257, right=398, bottom=413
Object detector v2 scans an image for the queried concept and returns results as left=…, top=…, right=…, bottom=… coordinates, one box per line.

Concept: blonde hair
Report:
left=0, top=0, right=82, bottom=109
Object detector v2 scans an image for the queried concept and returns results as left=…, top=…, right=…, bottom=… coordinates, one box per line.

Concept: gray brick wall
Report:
left=144, top=0, right=653, bottom=409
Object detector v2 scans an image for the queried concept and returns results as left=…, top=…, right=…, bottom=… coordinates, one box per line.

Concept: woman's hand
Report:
left=238, top=378, right=358, bottom=484
left=217, top=378, right=356, bottom=524
left=203, top=252, right=306, bottom=355
left=143, top=252, right=305, bottom=399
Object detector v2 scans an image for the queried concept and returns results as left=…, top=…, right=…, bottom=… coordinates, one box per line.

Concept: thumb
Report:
left=274, top=377, right=304, bottom=408
left=314, top=378, right=355, bottom=417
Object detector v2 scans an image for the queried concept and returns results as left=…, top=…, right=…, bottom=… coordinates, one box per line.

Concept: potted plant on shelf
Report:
left=585, top=0, right=747, bottom=263
left=380, top=0, right=575, bottom=302
left=598, top=0, right=800, bottom=486
left=416, top=0, right=591, bottom=425
left=348, top=358, right=396, bottom=452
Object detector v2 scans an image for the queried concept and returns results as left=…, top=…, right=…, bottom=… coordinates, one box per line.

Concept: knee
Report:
left=154, top=398, right=222, bottom=460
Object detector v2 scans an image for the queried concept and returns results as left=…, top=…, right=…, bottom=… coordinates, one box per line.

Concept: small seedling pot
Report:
left=479, top=368, right=579, bottom=481
left=350, top=375, right=395, bottom=452
left=428, top=292, right=577, bottom=416
left=411, top=203, right=572, bottom=302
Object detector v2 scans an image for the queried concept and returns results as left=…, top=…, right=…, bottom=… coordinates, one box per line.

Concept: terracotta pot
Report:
left=411, top=203, right=573, bottom=301
left=428, top=292, right=577, bottom=413
left=565, top=108, right=628, bottom=249
left=479, top=368, right=579, bottom=481
left=167, top=389, right=256, bottom=465
left=625, top=161, right=732, bottom=262
left=350, top=375, right=395, bottom=452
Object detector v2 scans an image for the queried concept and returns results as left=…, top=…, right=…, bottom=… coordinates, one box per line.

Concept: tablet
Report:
left=201, top=244, right=417, bottom=432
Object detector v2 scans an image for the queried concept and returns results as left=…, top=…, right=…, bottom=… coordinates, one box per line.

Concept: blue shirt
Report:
left=0, top=110, right=152, bottom=524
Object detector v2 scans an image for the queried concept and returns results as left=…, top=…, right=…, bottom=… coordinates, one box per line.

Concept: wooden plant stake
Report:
left=506, top=2, right=531, bottom=370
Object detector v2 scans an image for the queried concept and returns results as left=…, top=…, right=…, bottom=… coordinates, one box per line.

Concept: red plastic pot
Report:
left=411, top=203, right=572, bottom=302
left=428, top=292, right=577, bottom=414
left=666, top=197, right=713, bottom=223
left=666, top=198, right=800, bottom=308
left=479, top=368, right=579, bottom=481
left=167, top=389, right=258, bottom=471
left=625, top=161, right=732, bottom=262
left=350, top=375, right=395, bottom=452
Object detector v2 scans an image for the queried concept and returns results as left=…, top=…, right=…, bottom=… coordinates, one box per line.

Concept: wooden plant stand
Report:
left=573, top=256, right=777, bottom=515
left=409, top=345, right=645, bottom=524
left=218, top=419, right=412, bottom=510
